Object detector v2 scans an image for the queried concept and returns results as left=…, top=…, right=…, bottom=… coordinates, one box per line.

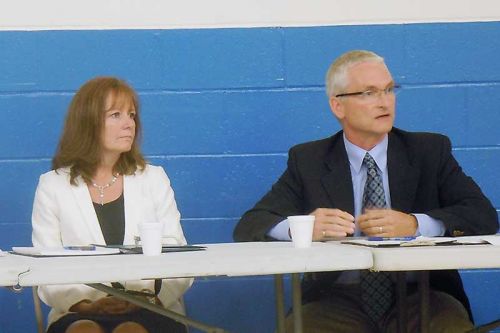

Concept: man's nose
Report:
left=376, top=90, right=393, bottom=107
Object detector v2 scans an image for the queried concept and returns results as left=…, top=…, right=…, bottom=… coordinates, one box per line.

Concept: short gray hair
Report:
left=325, top=50, right=385, bottom=97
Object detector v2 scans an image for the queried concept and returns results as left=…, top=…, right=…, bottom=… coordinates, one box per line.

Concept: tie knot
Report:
left=363, top=153, right=377, bottom=170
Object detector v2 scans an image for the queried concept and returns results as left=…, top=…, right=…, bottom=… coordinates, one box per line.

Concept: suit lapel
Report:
left=387, top=132, right=420, bottom=212
left=321, top=134, right=355, bottom=215
left=70, top=177, right=106, bottom=244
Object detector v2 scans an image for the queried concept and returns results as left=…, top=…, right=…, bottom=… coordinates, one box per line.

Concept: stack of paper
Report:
left=11, top=246, right=120, bottom=257
left=340, top=235, right=500, bottom=247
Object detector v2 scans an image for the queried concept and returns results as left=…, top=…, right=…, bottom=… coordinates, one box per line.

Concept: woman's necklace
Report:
left=91, top=173, right=119, bottom=205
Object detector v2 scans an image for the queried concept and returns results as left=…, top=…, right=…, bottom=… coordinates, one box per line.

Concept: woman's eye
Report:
left=129, top=112, right=136, bottom=119
left=111, top=112, right=120, bottom=118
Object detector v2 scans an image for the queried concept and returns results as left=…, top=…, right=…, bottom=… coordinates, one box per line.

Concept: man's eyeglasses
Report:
left=335, top=85, right=401, bottom=102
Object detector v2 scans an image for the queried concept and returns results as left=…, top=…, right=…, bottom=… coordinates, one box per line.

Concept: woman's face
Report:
left=101, top=94, right=136, bottom=159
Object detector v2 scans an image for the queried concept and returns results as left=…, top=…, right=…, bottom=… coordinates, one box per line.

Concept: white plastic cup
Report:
left=138, top=223, right=163, bottom=256
left=288, top=215, right=315, bottom=248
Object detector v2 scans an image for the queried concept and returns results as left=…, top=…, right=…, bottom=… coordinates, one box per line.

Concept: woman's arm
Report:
left=32, top=172, right=107, bottom=312
left=147, top=165, right=193, bottom=308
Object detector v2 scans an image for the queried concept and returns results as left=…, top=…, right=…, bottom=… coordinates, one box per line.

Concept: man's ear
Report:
left=329, top=96, right=345, bottom=120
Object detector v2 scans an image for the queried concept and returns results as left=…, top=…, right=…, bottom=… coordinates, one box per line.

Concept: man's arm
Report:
left=425, top=136, right=498, bottom=235
left=234, top=145, right=356, bottom=241
left=233, top=148, right=305, bottom=241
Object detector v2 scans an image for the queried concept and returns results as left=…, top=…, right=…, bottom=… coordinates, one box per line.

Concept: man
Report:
left=233, top=50, right=498, bottom=332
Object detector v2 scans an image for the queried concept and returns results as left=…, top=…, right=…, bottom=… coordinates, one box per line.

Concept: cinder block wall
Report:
left=0, top=22, right=498, bottom=332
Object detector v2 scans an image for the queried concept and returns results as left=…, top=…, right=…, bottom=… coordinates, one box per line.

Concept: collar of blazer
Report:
left=322, top=132, right=355, bottom=215
left=386, top=130, right=420, bottom=212
left=65, top=167, right=145, bottom=245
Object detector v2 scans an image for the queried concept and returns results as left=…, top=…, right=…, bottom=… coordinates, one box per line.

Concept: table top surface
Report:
left=2, top=241, right=499, bottom=287
left=0, top=241, right=373, bottom=287
left=334, top=242, right=500, bottom=271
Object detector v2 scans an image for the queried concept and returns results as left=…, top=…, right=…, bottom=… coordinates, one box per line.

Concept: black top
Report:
left=93, top=193, right=125, bottom=245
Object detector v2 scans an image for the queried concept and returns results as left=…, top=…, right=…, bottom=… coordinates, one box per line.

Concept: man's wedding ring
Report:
left=379, top=226, right=383, bottom=233
left=322, top=230, right=326, bottom=237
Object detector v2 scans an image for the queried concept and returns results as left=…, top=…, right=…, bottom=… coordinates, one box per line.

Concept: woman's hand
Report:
left=70, top=296, right=141, bottom=315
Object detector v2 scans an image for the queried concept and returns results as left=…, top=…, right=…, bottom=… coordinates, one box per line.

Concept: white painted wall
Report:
left=1, top=0, right=500, bottom=30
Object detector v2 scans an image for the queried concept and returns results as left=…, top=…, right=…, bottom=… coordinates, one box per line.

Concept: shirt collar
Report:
left=343, top=133, right=388, bottom=174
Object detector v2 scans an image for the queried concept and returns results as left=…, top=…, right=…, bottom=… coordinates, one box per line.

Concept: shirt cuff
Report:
left=267, top=219, right=292, bottom=241
left=413, top=213, right=446, bottom=237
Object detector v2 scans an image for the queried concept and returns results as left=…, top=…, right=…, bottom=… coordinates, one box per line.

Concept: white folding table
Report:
left=0, top=242, right=373, bottom=333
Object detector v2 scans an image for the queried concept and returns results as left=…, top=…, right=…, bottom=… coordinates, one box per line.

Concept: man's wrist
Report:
left=409, top=213, right=418, bottom=233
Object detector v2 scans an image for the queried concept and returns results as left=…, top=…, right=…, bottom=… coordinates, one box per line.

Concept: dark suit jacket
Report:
left=234, top=127, right=498, bottom=320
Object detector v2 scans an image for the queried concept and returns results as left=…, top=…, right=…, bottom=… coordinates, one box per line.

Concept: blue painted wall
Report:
left=0, top=22, right=499, bottom=332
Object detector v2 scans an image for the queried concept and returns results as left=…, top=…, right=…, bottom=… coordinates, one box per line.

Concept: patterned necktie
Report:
left=360, top=153, right=394, bottom=322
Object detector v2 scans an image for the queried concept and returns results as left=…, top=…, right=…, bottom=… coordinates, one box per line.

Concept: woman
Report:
left=31, top=77, right=192, bottom=333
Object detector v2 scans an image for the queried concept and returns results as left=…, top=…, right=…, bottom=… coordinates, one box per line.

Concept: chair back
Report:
left=32, top=286, right=45, bottom=333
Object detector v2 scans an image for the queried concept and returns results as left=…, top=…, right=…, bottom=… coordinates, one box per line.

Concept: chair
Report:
left=33, top=286, right=45, bottom=333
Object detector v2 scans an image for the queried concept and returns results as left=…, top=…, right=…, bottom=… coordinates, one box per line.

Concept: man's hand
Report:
left=310, top=208, right=355, bottom=240
left=70, top=296, right=141, bottom=315
left=357, top=209, right=417, bottom=237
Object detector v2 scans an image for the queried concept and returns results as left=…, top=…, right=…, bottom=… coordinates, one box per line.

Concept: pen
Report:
left=367, top=237, right=416, bottom=241
left=64, top=245, right=96, bottom=251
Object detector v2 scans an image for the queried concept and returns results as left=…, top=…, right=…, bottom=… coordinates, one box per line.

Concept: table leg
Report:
left=396, top=271, right=408, bottom=333
left=87, top=283, right=228, bottom=333
left=418, top=271, right=430, bottom=333
left=274, top=274, right=286, bottom=333
left=291, top=273, right=303, bottom=333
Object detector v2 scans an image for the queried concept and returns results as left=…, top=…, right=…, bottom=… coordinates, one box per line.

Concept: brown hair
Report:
left=52, top=76, right=145, bottom=185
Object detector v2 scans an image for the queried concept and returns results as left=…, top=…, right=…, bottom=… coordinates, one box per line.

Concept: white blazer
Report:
left=32, top=164, right=193, bottom=326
